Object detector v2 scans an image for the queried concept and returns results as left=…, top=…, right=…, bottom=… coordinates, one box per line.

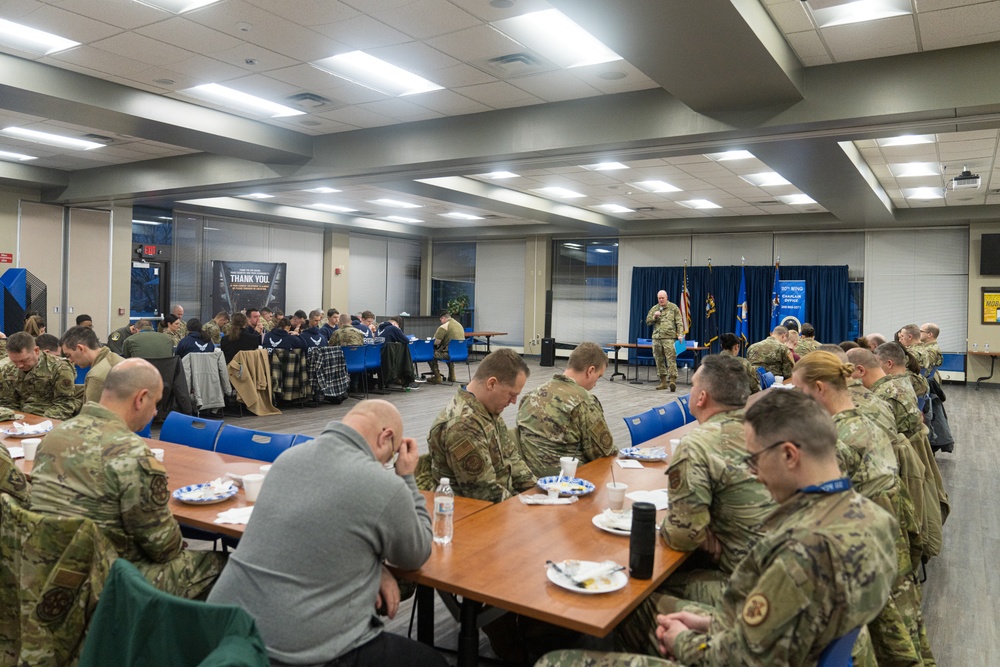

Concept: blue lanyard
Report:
left=800, top=478, right=852, bottom=494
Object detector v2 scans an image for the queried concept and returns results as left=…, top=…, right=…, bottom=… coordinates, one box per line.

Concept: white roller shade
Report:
left=475, top=240, right=525, bottom=346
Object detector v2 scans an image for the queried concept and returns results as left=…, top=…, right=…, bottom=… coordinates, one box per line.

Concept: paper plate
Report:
left=546, top=560, right=627, bottom=594
left=172, top=483, right=238, bottom=505
left=537, top=476, right=595, bottom=496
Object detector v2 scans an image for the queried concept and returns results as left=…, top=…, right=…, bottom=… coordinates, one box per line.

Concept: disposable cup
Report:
left=773, top=375, right=784, bottom=385
left=243, top=474, right=265, bottom=503
left=559, top=456, right=578, bottom=479
left=606, top=482, right=628, bottom=511
left=22, top=438, right=41, bottom=461
left=150, top=448, right=164, bottom=462
left=259, top=464, right=272, bottom=476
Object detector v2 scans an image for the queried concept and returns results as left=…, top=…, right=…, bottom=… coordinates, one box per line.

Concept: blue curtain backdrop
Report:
left=627, top=265, right=850, bottom=363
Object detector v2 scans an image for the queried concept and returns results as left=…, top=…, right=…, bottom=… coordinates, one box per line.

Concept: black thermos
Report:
left=629, top=502, right=656, bottom=579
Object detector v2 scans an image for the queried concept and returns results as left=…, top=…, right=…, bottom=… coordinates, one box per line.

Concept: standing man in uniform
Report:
left=645, top=290, right=684, bottom=392
left=747, top=325, right=795, bottom=379
left=107, top=321, right=140, bottom=355
left=428, top=348, right=535, bottom=502
left=0, top=332, right=81, bottom=419
left=60, top=325, right=124, bottom=404
left=537, top=390, right=898, bottom=667
left=29, top=359, right=226, bottom=599
left=516, top=342, right=616, bottom=477
left=428, top=310, right=466, bottom=385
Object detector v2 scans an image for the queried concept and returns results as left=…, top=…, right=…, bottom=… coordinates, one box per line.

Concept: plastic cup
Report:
left=669, top=439, right=681, bottom=457
left=606, top=482, right=628, bottom=511
left=243, top=474, right=265, bottom=503
left=559, top=456, right=578, bottom=479
left=22, top=438, right=41, bottom=461
left=150, top=448, right=164, bottom=462
left=547, top=488, right=560, bottom=499
left=259, top=464, right=272, bottom=476
left=773, top=375, right=784, bottom=385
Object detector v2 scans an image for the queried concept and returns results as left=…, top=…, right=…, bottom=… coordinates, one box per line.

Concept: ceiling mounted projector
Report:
left=947, top=167, right=981, bottom=191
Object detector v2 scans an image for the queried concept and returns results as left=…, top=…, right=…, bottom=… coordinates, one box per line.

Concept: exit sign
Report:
left=143, top=245, right=157, bottom=256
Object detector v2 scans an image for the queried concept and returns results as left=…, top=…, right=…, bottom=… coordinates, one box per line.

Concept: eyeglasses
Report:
left=744, top=440, right=800, bottom=472
left=919, top=330, right=929, bottom=334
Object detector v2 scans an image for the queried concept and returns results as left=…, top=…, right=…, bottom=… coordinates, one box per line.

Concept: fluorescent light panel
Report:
left=309, top=203, right=355, bottom=213
left=0, top=149, right=37, bottom=162
left=369, top=198, right=421, bottom=209
left=492, top=9, right=623, bottom=68
left=581, top=161, right=628, bottom=171
left=0, top=127, right=103, bottom=150
left=240, top=193, right=273, bottom=199
left=441, top=212, right=484, bottom=220
left=594, top=248, right=612, bottom=253
left=385, top=215, right=423, bottom=223
left=876, top=134, right=935, bottom=147
left=303, top=187, right=341, bottom=194
left=479, top=171, right=519, bottom=179
left=597, top=204, right=635, bottom=213
left=133, top=0, right=221, bottom=12
left=678, top=199, right=721, bottom=209
left=889, top=162, right=940, bottom=178
left=632, top=180, right=681, bottom=193
left=740, top=172, right=791, bottom=187
left=777, top=194, right=817, bottom=206
left=704, top=150, right=755, bottom=161
left=0, top=18, right=79, bottom=55
left=804, top=0, right=912, bottom=28
left=312, top=51, right=442, bottom=96
left=905, top=188, right=944, bottom=200
left=533, top=186, right=585, bottom=199
left=131, top=219, right=163, bottom=226
left=181, top=84, right=304, bottom=118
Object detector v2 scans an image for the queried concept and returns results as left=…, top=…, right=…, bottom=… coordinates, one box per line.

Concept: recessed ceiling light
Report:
left=303, top=187, right=341, bottom=194
left=802, top=0, right=911, bottom=28
left=370, top=198, right=422, bottom=209
left=904, top=187, right=944, bottom=200
left=385, top=215, right=423, bottom=223
left=777, top=194, right=817, bottom=205
left=240, top=193, right=273, bottom=199
left=889, top=162, right=940, bottom=178
left=581, top=161, right=628, bottom=171
left=309, top=203, right=355, bottom=213
left=132, top=0, right=221, bottom=13
left=597, top=204, right=635, bottom=213
left=0, top=127, right=104, bottom=151
left=704, top=150, right=755, bottom=161
left=131, top=219, right=163, bottom=226
left=441, top=212, right=484, bottom=220
left=876, top=134, right=935, bottom=147
left=479, top=171, right=519, bottom=179
left=632, top=180, right=681, bottom=193
left=563, top=242, right=583, bottom=248
left=0, top=18, right=79, bottom=55
left=533, top=186, right=585, bottom=199
left=594, top=248, right=612, bottom=253
left=0, top=149, right=38, bottom=162
left=740, top=172, right=791, bottom=187
left=598, top=71, right=627, bottom=80
left=180, top=84, right=305, bottom=118
left=678, top=199, right=721, bottom=209
left=311, top=51, right=442, bottom=96
left=492, top=9, right=623, bottom=69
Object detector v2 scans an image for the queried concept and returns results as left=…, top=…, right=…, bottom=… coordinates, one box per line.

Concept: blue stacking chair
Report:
left=409, top=340, right=435, bottom=379
left=74, top=365, right=88, bottom=385
left=341, top=345, right=368, bottom=398
left=215, top=425, right=295, bottom=463
left=676, top=393, right=694, bottom=423
left=364, top=343, right=387, bottom=394
left=291, top=434, right=314, bottom=446
left=447, top=339, right=472, bottom=385
left=817, top=626, right=861, bottom=667
left=635, top=337, right=655, bottom=381
left=623, top=408, right=664, bottom=446
left=158, top=412, right=223, bottom=451
left=757, top=367, right=776, bottom=389
left=654, top=401, right=686, bottom=433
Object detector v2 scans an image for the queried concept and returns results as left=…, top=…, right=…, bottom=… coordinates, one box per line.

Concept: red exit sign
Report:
left=143, top=245, right=157, bottom=256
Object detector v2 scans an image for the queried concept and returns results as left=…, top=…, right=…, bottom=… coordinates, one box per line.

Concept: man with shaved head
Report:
left=30, top=358, right=226, bottom=599
left=208, top=400, right=444, bottom=667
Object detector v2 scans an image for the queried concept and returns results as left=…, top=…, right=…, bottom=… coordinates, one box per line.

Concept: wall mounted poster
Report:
left=212, top=261, right=286, bottom=315
left=983, top=288, right=1000, bottom=325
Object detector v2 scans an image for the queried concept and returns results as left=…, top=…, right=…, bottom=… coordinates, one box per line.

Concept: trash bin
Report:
left=540, top=337, right=555, bottom=366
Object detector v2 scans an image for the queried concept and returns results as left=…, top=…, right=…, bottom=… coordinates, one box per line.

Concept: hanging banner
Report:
left=776, top=280, right=806, bottom=329
left=211, top=261, right=286, bottom=315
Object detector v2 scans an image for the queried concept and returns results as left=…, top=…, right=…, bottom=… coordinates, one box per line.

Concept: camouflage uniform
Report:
left=1, top=443, right=30, bottom=507
left=746, top=337, right=793, bottom=379
left=29, top=403, right=226, bottom=599
left=203, top=320, right=222, bottom=345
left=645, top=301, right=683, bottom=383
left=914, top=341, right=943, bottom=370
left=794, top=338, right=820, bottom=356
left=433, top=317, right=466, bottom=361
left=329, top=326, right=365, bottom=347
left=720, top=350, right=760, bottom=395
left=0, top=351, right=81, bottom=419
left=83, top=346, right=124, bottom=404
left=428, top=388, right=536, bottom=502
left=0, top=337, right=6, bottom=359
left=516, top=374, right=616, bottom=477
left=540, top=487, right=898, bottom=667
left=165, top=327, right=183, bottom=348
left=106, top=325, right=133, bottom=355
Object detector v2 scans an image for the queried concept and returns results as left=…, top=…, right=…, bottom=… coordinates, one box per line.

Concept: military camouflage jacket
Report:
left=794, top=338, right=820, bottom=356
left=645, top=301, right=683, bottom=340
left=0, top=444, right=30, bottom=506
left=83, top=346, right=124, bottom=405
left=721, top=350, right=760, bottom=395
left=429, top=389, right=536, bottom=502
left=29, top=402, right=184, bottom=564
left=746, top=337, right=793, bottom=378
left=870, top=375, right=923, bottom=441
left=516, top=374, right=616, bottom=477
left=832, top=409, right=898, bottom=500
left=662, top=410, right=775, bottom=574
left=0, top=351, right=81, bottom=419
left=917, top=341, right=943, bottom=369
left=202, top=320, right=222, bottom=345
left=673, top=488, right=898, bottom=666
left=434, top=318, right=466, bottom=348
left=329, top=326, right=365, bottom=347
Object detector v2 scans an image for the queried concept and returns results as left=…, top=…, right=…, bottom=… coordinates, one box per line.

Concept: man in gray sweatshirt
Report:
left=208, top=400, right=445, bottom=667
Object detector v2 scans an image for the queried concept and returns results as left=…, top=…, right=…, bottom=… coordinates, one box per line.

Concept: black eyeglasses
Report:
left=744, top=440, right=800, bottom=472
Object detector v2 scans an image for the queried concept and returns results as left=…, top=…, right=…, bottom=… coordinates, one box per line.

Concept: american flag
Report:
left=681, top=265, right=692, bottom=335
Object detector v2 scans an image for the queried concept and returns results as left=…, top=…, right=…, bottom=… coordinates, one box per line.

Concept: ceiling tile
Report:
left=21, top=3, right=124, bottom=43
left=446, top=0, right=553, bottom=22
left=1, top=0, right=46, bottom=21
left=425, top=24, right=523, bottom=62
left=135, top=17, right=245, bottom=54
left=308, top=14, right=413, bottom=50
left=123, top=65, right=201, bottom=92
left=764, top=1, right=814, bottom=34
left=245, top=0, right=362, bottom=26
left=454, top=81, right=543, bottom=109
left=316, top=105, right=399, bottom=128
left=800, top=54, right=835, bottom=66
left=210, top=42, right=301, bottom=73
left=431, top=63, right=497, bottom=88
left=507, top=71, right=599, bottom=103
left=224, top=73, right=305, bottom=99
left=44, top=45, right=150, bottom=78
left=568, top=61, right=658, bottom=94
left=91, top=32, right=196, bottom=66
left=367, top=41, right=464, bottom=74
left=50, top=0, right=165, bottom=30
left=915, top=0, right=996, bottom=11
left=919, top=2, right=1000, bottom=50
left=371, top=0, right=481, bottom=40
left=822, top=16, right=917, bottom=62
left=411, top=89, right=491, bottom=115
left=785, top=31, right=829, bottom=59
left=164, top=54, right=249, bottom=83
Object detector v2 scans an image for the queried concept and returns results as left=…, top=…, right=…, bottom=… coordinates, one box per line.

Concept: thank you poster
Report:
left=212, top=261, right=286, bottom=315
left=776, top=280, right=806, bottom=329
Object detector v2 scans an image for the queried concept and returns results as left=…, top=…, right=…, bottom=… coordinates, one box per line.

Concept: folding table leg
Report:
left=458, top=597, right=482, bottom=667
left=416, top=585, right=435, bottom=646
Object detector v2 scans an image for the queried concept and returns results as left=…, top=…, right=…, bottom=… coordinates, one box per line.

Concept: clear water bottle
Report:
left=432, top=477, right=454, bottom=545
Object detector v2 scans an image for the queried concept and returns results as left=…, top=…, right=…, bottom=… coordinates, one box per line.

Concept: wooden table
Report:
left=465, top=332, right=507, bottom=355
left=4, top=413, right=60, bottom=478
left=393, top=455, right=690, bottom=666
left=969, top=350, right=1000, bottom=390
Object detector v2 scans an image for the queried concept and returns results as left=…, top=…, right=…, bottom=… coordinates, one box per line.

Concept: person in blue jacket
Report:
left=175, top=319, right=215, bottom=359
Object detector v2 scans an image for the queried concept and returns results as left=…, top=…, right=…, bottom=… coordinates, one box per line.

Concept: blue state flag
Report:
left=769, top=261, right=781, bottom=330
left=736, top=266, right=748, bottom=346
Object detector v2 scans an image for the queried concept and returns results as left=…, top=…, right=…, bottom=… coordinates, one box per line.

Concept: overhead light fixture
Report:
left=678, top=199, right=721, bottom=209
left=889, top=162, right=940, bottom=178
left=0, top=149, right=38, bottom=162
left=133, top=0, right=221, bottom=13
left=594, top=248, right=612, bottom=254
left=740, top=172, right=791, bottom=187
left=441, top=212, right=484, bottom=220
left=492, top=9, right=623, bottom=68
left=303, top=186, right=341, bottom=194
left=876, top=134, right=935, bottom=147
left=563, top=242, right=583, bottom=248
left=385, top=215, right=423, bottom=223
left=581, top=162, right=628, bottom=171
left=311, top=51, right=442, bottom=96
left=131, top=219, right=163, bottom=226
left=0, top=18, right=79, bottom=55
left=309, top=203, right=356, bottom=213
left=0, top=127, right=104, bottom=151
left=533, top=186, right=585, bottom=199
left=369, top=198, right=422, bottom=209
left=597, top=204, right=635, bottom=213
left=180, top=83, right=305, bottom=118
left=704, top=150, right=755, bottom=161
left=801, top=0, right=912, bottom=28
left=904, top=187, right=944, bottom=200
left=777, top=194, right=817, bottom=205
left=633, top=180, right=681, bottom=193
left=240, top=193, right=273, bottom=199
left=478, top=171, right=519, bottom=179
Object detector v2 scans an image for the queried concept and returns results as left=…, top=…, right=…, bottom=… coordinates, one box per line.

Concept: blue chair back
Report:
left=409, top=340, right=434, bottom=363
left=215, top=425, right=295, bottom=463
left=757, top=367, right=775, bottom=389
left=636, top=337, right=654, bottom=366
left=448, top=339, right=470, bottom=363
left=158, top=412, right=224, bottom=451
left=364, top=343, right=383, bottom=372
left=623, top=409, right=664, bottom=446
left=654, top=401, right=686, bottom=433
left=817, top=626, right=861, bottom=667
left=291, top=434, right=314, bottom=446
left=75, top=365, right=88, bottom=385
left=342, top=346, right=366, bottom=374
left=675, top=393, right=694, bottom=423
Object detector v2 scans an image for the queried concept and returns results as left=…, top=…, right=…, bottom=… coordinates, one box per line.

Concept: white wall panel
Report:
left=774, top=231, right=865, bottom=279
left=475, top=240, right=525, bottom=346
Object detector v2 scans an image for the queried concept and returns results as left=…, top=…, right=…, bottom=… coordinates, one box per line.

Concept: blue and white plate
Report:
left=619, top=447, right=668, bottom=461
left=537, top=476, right=595, bottom=496
left=172, top=483, right=238, bottom=505
left=1, top=427, right=51, bottom=438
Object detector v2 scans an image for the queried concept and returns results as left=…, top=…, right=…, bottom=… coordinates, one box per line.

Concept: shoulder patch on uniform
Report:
left=742, top=593, right=769, bottom=626
left=149, top=475, right=169, bottom=505
left=110, top=332, right=121, bottom=341
left=37, top=587, right=76, bottom=624
left=462, top=453, right=485, bottom=476
left=668, top=467, right=683, bottom=491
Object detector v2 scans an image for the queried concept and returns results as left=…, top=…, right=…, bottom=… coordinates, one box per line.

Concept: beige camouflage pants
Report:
left=535, top=650, right=680, bottom=667
left=651, top=339, right=677, bottom=382
left=137, top=549, right=227, bottom=600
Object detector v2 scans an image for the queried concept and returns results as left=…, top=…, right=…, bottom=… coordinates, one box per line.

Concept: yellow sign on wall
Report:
left=984, top=288, right=1000, bottom=324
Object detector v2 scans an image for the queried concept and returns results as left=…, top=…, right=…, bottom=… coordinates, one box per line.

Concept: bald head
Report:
left=342, top=399, right=405, bottom=463
left=100, top=358, right=163, bottom=431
